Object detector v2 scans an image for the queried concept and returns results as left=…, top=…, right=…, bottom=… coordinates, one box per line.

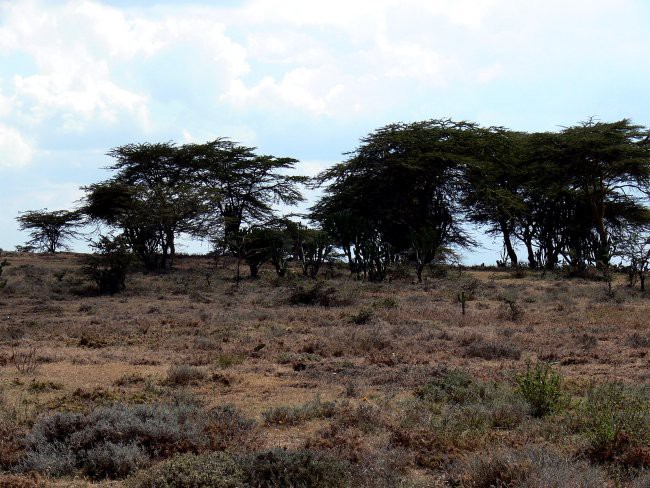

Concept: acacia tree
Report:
left=82, top=139, right=306, bottom=270
left=102, top=142, right=203, bottom=269
left=463, top=128, right=528, bottom=267
left=16, top=209, right=83, bottom=253
left=468, top=121, right=650, bottom=272
left=558, top=119, right=650, bottom=268
left=312, top=119, right=474, bottom=281
left=187, top=139, right=308, bottom=246
left=83, top=181, right=166, bottom=269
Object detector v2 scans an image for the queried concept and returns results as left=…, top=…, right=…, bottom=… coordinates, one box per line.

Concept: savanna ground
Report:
left=0, top=252, right=648, bottom=487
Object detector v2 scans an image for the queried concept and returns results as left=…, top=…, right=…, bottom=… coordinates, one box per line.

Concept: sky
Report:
left=1, top=0, right=649, bottom=263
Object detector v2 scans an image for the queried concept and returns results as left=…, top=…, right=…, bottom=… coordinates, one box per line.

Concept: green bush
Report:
left=350, top=307, right=373, bottom=325
left=516, top=362, right=566, bottom=418
left=262, top=397, right=336, bottom=426
left=84, top=235, right=132, bottom=294
left=289, top=281, right=337, bottom=306
left=578, top=382, right=650, bottom=454
left=127, top=452, right=244, bottom=488
left=415, top=369, right=485, bottom=405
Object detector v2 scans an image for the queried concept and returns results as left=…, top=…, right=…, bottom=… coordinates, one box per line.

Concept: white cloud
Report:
left=223, top=67, right=346, bottom=116
left=0, top=125, right=33, bottom=167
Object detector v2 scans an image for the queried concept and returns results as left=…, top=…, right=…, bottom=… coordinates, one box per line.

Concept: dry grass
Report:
left=0, top=252, right=648, bottom=486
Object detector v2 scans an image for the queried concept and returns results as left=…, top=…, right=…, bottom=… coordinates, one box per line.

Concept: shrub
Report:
left=0, top=474, right=41, bottom=488
left=630, top=472, right=650, bottom=488
left=126, top=452, right=244, bottom=488
left=84, top=235, right=132, bottom=295
left=415, top=369, right=484, bottom=405
left=205, top=404, right=259, bottom=452
left=627, top=333, right=650, bottom=348
left=243, top=449, right=351, bottom=488
left=499, top=294, right=523, bottom=321
left=516, top=361, right=566, bottom=418
left=262, top=397, right=336, bottom=426
left=465, top=340, right=521, bottom=360
left=578, top=382, right=650, bottom=461
left=19, top=402, right=208, bottom=478
left=350, top=307, right=374, bottom=325
left=164, top=365, right=206, bottom=386
left=9, top=345, right=41, bottom=375
left=450, top=446, right=607, bottom=488
left=0, top=420, right=25, bottom=470
left=289, top=281, right=338, bottom=306
left=84, top=441, right=149, bottom=479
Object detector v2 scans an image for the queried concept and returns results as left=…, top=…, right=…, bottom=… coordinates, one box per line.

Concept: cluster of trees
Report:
left=15, top=118, right=650, bottom=290
left=313, top=118, right=649, bottom=281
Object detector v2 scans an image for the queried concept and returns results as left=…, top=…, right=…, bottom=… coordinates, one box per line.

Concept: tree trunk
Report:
left=416, top=262, right=424, bottom=283
left=640, top=272, right=646, bottom=292
left=500, top=222, right=518, bottom=267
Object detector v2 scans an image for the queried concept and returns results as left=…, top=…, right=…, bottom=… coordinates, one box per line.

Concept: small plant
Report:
left=416, top=369, right=483, bottom=405
left=205, top=404, right=259, bottom=452
left=84, top=442, right=149, bottom=479
left=0, top=419, right=25, bottom=470
left=262, top=396, right=336, bottom=426
left=450, top=446, right=607, bottom=488
left=126, top=452, right=244, bottom=488
left=164, top=365, right=206, bottom=386
left=215, top=353, right=245, bottom=369
left=375, top=297, right=398, bottom=309
left=460, top=277, right=480, bottom=299
left=516, top=361, right=565, bottom=418
left=52, top=270, right=67, bottom=282
left=28, top=380, right=62, bottom=393
left=626, top=332, right=650, bottom=348
left=243, top=449, right=351, bottom=488
left=350, top=307, right=373, bottom=325
left=578, top=382, right=649, bottom=460
left=10, top=345, right=41, bottom=374
left=289, top=281, right=337, bottom=306
left=500, top=295, right=523, bottom=321
left=18, top=402, right=213, bottom=478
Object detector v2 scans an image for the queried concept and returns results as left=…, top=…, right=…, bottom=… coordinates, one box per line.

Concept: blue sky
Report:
left=1, top=0, right=649, bottom=263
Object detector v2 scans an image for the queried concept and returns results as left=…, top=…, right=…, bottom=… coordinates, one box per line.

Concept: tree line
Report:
left=15, top=118, right=650, bottom=291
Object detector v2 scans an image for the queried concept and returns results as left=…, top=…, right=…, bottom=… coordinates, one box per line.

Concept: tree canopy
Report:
left=16, top=118, right=650, bottom=284
left=16, top=209, right=83, bottom=253
left=312, top=119, right=476, bottom=280
left=82, top=139, right=306, bottom=270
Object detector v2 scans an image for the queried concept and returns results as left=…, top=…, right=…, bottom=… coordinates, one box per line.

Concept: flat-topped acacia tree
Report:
left=82, top=139, right=306, bottom=270
left=16, top=209, right=83, bottom=253
left=312, top=119, right=475, bottom=281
